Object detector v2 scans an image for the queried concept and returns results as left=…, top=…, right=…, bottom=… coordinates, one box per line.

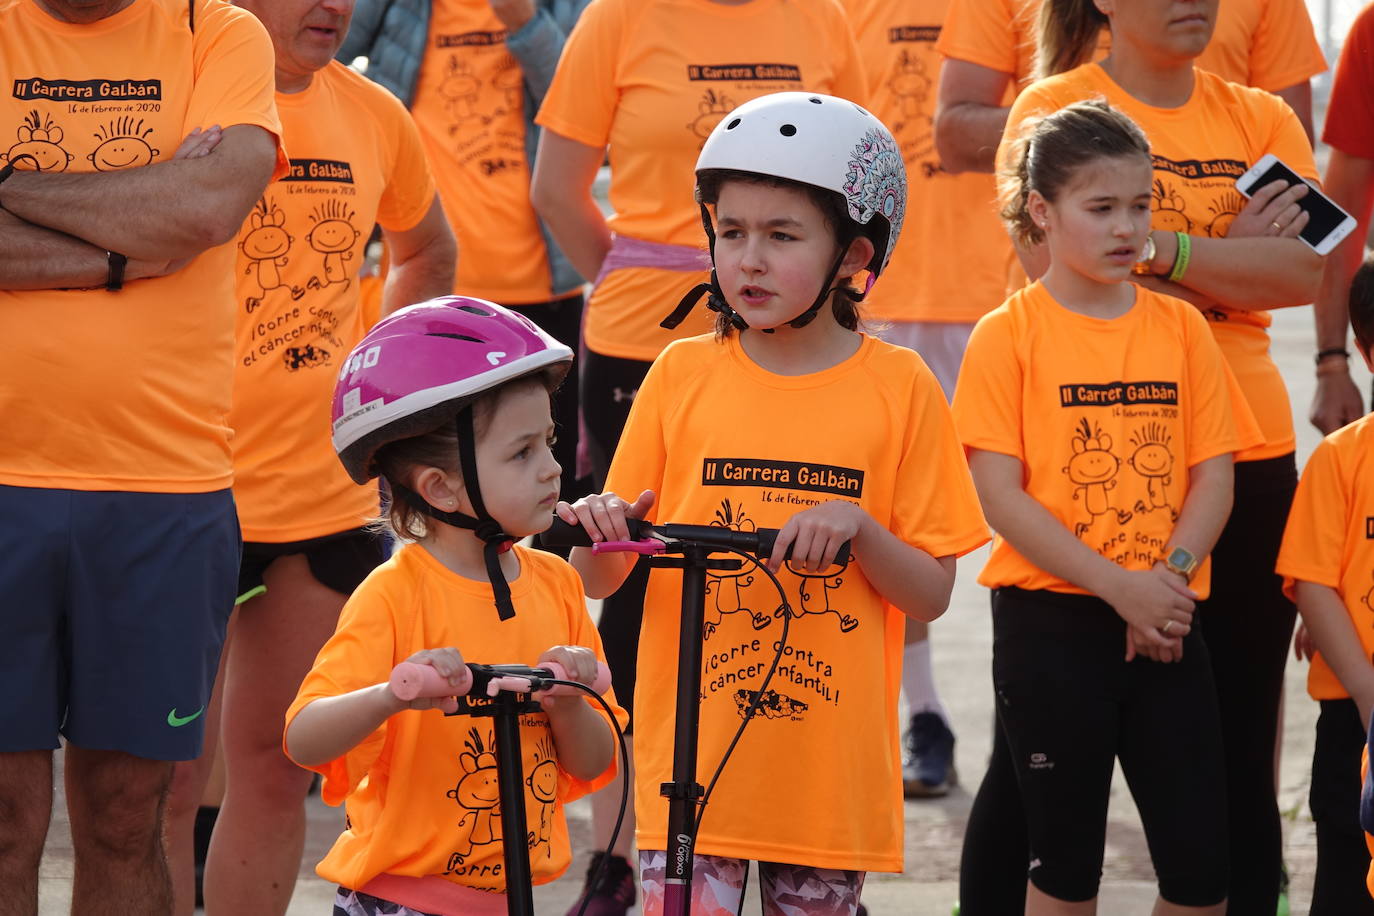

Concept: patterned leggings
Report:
left=640, top=850, right=866, bottom=916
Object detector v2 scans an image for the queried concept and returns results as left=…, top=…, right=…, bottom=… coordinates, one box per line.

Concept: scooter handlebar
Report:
left=389, top=660, right=612, bottom=702
left=542, top=517, right=851, bottom=567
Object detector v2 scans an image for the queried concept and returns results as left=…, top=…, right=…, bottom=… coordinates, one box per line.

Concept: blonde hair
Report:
left=999, top=100, right=1151, bottom=248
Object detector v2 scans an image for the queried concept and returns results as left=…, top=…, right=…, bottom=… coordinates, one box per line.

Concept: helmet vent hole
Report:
left=779, top=123, right=797, bottom=137
left=426, top=332, right=484, bottom=343
left=809, top=97, right=822, bottom=104
left=456, top=304, right=493, bottom=315
left=726, top=118, right=741, bottom=130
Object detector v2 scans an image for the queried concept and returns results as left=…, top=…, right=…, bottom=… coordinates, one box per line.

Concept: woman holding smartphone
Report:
left=956, top=0, right=1326, bottom=912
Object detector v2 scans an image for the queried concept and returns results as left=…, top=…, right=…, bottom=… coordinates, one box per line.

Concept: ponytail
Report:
left=1035, top=0, right=1108, bottom=80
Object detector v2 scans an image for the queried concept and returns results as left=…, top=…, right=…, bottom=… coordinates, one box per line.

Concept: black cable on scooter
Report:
left=533, top=680, right=630, bottom=916
left=693, top=548, right=798, bottom=843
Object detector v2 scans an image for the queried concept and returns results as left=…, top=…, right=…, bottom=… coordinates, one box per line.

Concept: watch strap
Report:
left=106, top=251, right=127, bottom=292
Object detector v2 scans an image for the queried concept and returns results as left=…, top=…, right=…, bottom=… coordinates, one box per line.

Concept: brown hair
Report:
left=373, top=370, right=561, bottom=540
left=695, top=169, right=863, bottom=336
left=1035, top=0, right=1108, bottom=80
left=999, top=99, right=1151, bottom=248
left=1351, top=257, right=1374, bottom=357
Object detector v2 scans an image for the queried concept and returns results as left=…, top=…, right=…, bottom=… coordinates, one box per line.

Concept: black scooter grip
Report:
left=542, top=516, right=651, bottom=547
left=543, top=517, right=851, bottom=567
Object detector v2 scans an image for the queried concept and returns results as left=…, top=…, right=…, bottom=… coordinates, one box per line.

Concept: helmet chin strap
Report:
left=660, top=202, right=864, bottom=333
left=391, top=408, right=517, bottom=621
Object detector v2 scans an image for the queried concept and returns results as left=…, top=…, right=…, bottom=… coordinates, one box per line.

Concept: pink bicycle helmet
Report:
left=331, top=296, right=572, bottom=619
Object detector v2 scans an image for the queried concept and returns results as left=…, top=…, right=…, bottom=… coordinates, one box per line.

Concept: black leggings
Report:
left=959, top=454, right=1297, bottom=913
left=578, top=346, right=654, bottom=729
left=511, top=294, right=589, bottom=505
left=1310, top=699, right=1374, bottom=914
left=990, top=587, right=1229, bottom=905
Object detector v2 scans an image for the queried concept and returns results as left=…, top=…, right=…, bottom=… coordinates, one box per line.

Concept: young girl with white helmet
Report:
left=283, top=297, right=626, bottom=916
left=558, top=92, right=988, bottom=915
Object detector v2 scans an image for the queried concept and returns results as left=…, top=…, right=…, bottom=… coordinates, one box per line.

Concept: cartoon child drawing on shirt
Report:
left=1128, top=421, right=1177, bottom=520
left=305, top=199, right=359, bottom=291
left=239, top=198, right=303, bottom=310
left=704, top=499, right=774, bottom=637
left=687, top=90, right=736, bottom=142
left=525, top=736, right=558, bottom=857
left=2, top=110, right=74, bottom=172
left=887, top=49, right=932, bottom=121
left=446, top=727, right=502, bottom=864
left=87, top=115, right=159, bottom=171
left=1065, top=416, right=1132, bottom=537
left=1152, top=178, right=1192, bottom=233
left=440, top=56, right=482, bottom=131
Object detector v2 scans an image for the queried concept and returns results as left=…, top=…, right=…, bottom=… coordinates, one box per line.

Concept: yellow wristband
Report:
left=1168, top=231, right=1191, bottom=283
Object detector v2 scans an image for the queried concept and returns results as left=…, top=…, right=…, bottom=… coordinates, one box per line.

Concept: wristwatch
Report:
left=1162, top=545, right=1200, bottom=580
left=1132, top=233, right=1157, bottom=275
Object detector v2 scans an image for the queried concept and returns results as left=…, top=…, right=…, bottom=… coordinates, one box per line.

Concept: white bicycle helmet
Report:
left=662, top=92, right=907, bottom=331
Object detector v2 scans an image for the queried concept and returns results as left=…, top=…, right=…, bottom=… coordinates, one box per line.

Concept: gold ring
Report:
left=1271, top=221, right=1283, bottom=233
left=1163, top=620, right=1175, bottom=635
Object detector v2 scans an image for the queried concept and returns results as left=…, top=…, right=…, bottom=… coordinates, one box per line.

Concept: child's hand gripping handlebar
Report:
left=389, top=660, right=612, bottom=702
left=541, top=517, right=852, bottom=567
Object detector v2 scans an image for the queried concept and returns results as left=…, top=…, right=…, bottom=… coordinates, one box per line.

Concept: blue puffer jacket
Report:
left=339, top=0, right=592, bottom=296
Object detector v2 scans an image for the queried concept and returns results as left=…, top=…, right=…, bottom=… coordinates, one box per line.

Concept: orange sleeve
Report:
left=1324, top=4, right=1374, bottom=159
left=534, top=0, right=621, bottom=149
left=935, top=0, right=1017, bottom=75
left=1181, top=307, right=1246, bottom=466
left=951, top=306, right=1025, bottom=459
left=1246, top=0, right=1326, bottom=91
left=891, top=364, right=990, bottom=558
left=284, top=583, right=400, bottom=806
left=1258, top=90, right=1320, bottom=183
left=603, top=348, right=672, bottom=512
left=187, top=3, right=288, bottom=178
left=376, top=92, right=438, bottom=232
left=1275, top=436, right=1347, bottom=596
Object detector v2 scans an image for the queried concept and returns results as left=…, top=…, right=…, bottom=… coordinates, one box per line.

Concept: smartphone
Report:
left=1235, top=153, right=1357, bottom=255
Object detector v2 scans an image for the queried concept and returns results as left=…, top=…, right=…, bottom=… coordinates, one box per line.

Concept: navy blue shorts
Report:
left=0, top=485, right=239, bottom=760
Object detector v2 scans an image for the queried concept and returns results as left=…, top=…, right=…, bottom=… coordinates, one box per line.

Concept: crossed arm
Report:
left=0, top=123, right=277, bottom=289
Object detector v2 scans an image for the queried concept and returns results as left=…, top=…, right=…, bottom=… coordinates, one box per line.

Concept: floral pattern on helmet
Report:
left=842, top=128, right=907, bottom=269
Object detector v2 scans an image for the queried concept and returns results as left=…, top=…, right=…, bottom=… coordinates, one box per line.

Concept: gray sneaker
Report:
left=903, top=711, right=957, bottom=798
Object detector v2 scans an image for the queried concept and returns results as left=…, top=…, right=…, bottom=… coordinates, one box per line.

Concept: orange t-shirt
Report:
left=1275, top=414, right=1374, bottom=700
left=1194, top=0, right=1326, bottom=91
left=1002, top=64, right=1316, bottom=461
left=230, top=62, right=435, bottom=543
left=934, top=0, right=1323, bottom=90
left=842, top=0, right=1012, bottom=324
left=410, top=3, right=565, bottom=304
left=604, top=333, right=988, bottom=870
left=1325, top=2, right=1374, bottom=160
left=285, top=544, right=627, bottom=893
left=0, top=0, right=285, bottom=493
left=536, top=0, right=868, bottom=361
left=952, top=283, right=1248, bottom=596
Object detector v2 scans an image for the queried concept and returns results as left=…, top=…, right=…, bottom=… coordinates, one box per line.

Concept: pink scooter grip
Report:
left=389, top=660, right=611, bottom=702
left=389, top=662, right=473, bottom=701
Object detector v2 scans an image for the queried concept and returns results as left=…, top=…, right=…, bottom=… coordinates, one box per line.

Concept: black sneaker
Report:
left=564, top=851, right=636, bottom=916
left=903, top=711, right=957, bottom=798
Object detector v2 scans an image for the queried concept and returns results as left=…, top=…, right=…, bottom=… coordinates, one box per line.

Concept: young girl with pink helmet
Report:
left=284, top=297, right=627, bottom=916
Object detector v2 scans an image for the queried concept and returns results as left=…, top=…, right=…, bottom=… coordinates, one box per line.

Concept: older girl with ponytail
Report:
left=957, top=0, right=1324, bottom=912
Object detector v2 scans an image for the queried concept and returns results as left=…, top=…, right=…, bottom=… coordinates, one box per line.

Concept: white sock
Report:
left=902, top=639, right=951, bottom=727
